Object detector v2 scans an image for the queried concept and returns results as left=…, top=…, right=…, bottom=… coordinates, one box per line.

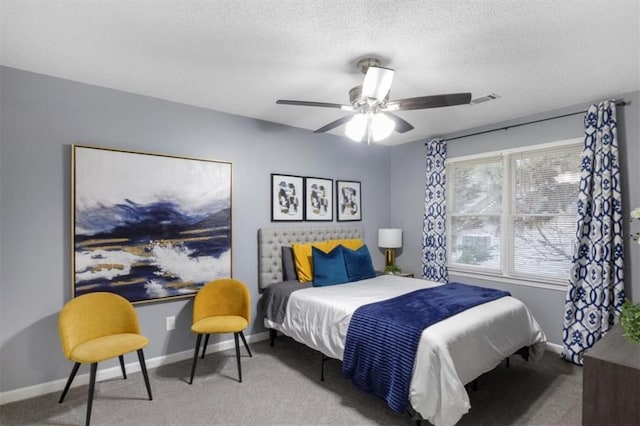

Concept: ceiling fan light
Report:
left=362, top=66, right=394, bottom=100
left=345, top=114, right=367, bottom=142
left=371, top=113, right=395, bottom=141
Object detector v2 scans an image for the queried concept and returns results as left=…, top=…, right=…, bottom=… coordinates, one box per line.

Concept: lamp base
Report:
left=385, top=249, right=396, bottom=269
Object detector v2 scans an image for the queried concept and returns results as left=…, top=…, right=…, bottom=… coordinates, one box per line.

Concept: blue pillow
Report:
left=343, top=245, right=376, bottom=282
left=312, top=245, right=349, bottom=287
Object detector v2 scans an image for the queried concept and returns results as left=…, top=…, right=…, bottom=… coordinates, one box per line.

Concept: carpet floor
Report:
left=0, top=336, right=583, bottom=425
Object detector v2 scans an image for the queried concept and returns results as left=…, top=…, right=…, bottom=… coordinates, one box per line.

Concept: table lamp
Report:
left=378, top=228, right=402, bottom=270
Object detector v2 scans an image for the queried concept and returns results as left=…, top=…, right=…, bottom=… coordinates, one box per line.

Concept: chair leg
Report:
left=85, top=363, right=97, bottom=426
left=239, top=331, right=252, bottom=357
left=119, top=355, right=127, bottom=379
left=201, top=334, right=210, bottom=359
left=189, top=334, right=202, bottom=385
left=59, top=362, right=81, bottom=403
left=137, top=349, right=153, bottom=400
left=234, top=332, right=242, bottom=383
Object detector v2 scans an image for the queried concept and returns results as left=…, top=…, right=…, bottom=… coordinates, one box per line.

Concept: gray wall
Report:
left=0, top=67, right=392, bottom=393
left=1, top=64, right=638, bottom=395
left=391, top=91, right=640, bottom=345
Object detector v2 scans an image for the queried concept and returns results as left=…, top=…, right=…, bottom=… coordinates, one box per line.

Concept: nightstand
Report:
left=376, top=271, right=414, bottom=278
left=583, top=324, right=640, bottom=425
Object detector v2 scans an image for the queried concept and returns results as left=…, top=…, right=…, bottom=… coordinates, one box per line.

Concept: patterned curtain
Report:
left=562, top=101, right=625, bottom=365
left=422, top=138, right=448, bottom=282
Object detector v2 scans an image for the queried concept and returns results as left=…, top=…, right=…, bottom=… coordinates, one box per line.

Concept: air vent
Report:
left=470, top=93, right=501, bottom=105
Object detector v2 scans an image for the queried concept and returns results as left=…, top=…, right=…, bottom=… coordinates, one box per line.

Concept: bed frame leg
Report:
left=464, top=378, right=479, bottom=392
left=407, top=406, right=424, bottom=425
left=320, top=353, right=328, bottom=381
left=269, top=329, right=277, bottom=347
left=516, top=346, right=530, bottom=361
left=504, top=347, right=529, bottom=368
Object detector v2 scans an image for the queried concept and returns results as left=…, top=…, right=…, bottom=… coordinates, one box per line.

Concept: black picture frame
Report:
left=304, top=177, right=333, bottom=221
left=271, top=173, right=304, bottom=221
left=336, top=180, right=362, bottom=221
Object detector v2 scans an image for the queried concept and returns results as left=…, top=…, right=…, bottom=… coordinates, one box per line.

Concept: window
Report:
left=446, top=139, right=583, bottom=285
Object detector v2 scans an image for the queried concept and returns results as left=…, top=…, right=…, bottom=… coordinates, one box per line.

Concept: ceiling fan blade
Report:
left=362, top=66, right=394, bottom=100
left=385, top=93, right=472, bottom=111
left=314, top=115, right=353, bottom=133
left=276, top=100, right=354, bottom=111
left=383, top=112, right=414, bottom=134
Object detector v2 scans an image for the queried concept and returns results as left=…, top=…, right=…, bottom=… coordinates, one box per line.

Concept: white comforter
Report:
left=264, top=275, right=546, bottom=426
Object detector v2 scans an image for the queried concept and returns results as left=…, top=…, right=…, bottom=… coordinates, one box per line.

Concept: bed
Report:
left=258, top=225, right=546, bottom=426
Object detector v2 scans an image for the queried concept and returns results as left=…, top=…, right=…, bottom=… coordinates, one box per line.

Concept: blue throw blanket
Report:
left=342, top=282, right=510, bottom=412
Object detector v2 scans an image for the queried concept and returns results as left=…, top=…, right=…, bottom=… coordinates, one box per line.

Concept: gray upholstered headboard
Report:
left=258, top=225, right=364, bottom=290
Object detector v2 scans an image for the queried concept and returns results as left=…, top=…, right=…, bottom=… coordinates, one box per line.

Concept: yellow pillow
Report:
left=292, top=239, right=364, bottom=282
left=326, top=239, right=363, bottom=251
left=292, top=241, right=332, bottom=282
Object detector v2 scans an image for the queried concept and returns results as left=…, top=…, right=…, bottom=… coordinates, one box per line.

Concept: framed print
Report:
left=305, top=177, right=333, bottom=221
left=72, top=145, right=232, bottom=304
left=271, top=173, right=303, bottom=221
left=336, top=180, right=362, bottom=221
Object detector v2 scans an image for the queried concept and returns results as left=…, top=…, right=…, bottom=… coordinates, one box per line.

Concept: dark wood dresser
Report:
left=582, top=324, right=640, bottom=425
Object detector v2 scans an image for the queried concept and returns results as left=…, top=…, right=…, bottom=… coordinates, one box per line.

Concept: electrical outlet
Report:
left=165, top=316, right=175, bottom=331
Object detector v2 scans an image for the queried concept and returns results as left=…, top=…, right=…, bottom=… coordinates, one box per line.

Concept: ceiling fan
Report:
left=276, top=58, right=472, bottom=144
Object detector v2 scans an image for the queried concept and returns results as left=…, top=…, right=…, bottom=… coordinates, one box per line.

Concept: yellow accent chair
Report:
left=58, top=292, right=152, bottom=426
left=189, top=278, right=252, bottom=384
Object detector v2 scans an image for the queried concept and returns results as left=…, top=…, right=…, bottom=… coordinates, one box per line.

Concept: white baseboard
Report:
left=0, top=331, right=269, bottom=405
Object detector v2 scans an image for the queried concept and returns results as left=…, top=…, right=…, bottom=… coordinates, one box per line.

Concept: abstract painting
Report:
left=336, top=180, right=362, bottom=221
left=271, top=173, right=303, bottom=221
left=72, top=145, right=232, bottom=303
left=305, top=177, right=333, bottom=221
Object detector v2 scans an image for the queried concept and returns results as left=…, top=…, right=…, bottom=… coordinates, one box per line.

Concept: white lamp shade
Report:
left=345, top=113, right=395, bottom=143
left=345, top=113, right=367, bottom=142
left=378, top=228, right=402, bottom=248
left=371, top=113, right=395, bottom=141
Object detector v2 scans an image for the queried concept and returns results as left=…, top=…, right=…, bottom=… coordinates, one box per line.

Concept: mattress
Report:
left=264, top=274, right=546, bottom=426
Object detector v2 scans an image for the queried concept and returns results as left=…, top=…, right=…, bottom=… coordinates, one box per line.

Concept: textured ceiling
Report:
left=1, top=1, right=639, bottom=145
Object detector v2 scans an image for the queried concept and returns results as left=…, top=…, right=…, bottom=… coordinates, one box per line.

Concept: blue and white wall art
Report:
left=72, top=145, right=232, bottom=303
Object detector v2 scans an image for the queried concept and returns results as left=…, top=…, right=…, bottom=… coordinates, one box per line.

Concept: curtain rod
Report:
left=428, top=100, right=628, bottom=143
